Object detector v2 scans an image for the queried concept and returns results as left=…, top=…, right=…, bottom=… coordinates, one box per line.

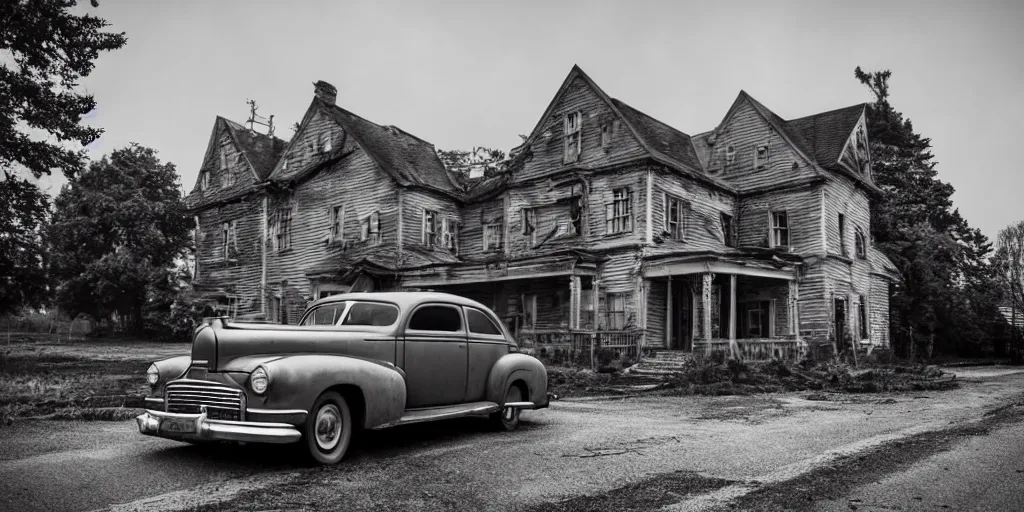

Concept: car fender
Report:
left=152, top=355, right=191, bottom=392
left=257, top=354, right=406, bottom=429
left=485, top=353, right=548, bottom=405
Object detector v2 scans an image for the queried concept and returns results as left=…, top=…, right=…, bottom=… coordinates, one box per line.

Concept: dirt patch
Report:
left=724, top=402, right=1024, bottom=511
left=520, top=470, right=735, bottom=512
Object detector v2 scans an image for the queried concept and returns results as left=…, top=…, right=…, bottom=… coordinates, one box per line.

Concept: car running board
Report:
left=374, top=400, right=536, bottom=429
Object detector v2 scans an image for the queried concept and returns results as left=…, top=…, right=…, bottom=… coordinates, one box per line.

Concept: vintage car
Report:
left=136, top=292, right=550, bottom=464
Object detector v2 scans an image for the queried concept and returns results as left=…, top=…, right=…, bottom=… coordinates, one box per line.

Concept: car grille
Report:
left=165, top=380, right=245, bottom=421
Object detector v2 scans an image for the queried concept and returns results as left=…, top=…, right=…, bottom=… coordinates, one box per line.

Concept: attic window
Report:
left=219, top=148, right=229, bottom=170
left=320, top=132, right=332, bottom=153
left=564, top=111, right=582, bottom=163
left=725, top=145, right=736, bottom=164
left=200, top=171, right=210, bottom=190
left=600, top=122, right=613, bottom=147
left=755, top=144, right=769, bottom=168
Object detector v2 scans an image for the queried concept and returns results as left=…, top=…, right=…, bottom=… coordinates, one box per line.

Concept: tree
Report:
left=994, top=221, right=1024, bottom=360
left=48, top=144, right=191, bottom=334
left=0, top=0, right=126, bottom=313
left=856, top=67, right=1009, bottom=358
left=437, top=147, right=507, bottom=180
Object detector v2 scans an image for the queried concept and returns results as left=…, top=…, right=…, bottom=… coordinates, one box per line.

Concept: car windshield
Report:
left=341, top=302, right=400, bottom=327
left=302, top=301, right=348, bottom=325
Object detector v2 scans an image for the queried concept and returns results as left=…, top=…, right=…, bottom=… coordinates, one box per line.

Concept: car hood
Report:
left=218, top=354, right=287, bottom=373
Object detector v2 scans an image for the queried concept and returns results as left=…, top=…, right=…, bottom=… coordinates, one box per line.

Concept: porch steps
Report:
left=623, top=351, right=695, bottom=378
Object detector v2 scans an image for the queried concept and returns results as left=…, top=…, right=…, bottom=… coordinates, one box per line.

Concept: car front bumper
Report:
left=136, top=408, right=303, bottom=444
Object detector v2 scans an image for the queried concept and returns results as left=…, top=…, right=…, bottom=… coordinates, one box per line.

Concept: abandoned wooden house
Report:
left=185, top=67, right=899, bottom=359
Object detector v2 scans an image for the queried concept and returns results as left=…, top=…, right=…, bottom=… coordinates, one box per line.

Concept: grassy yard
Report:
left=0, top=333, right=188, bottom=425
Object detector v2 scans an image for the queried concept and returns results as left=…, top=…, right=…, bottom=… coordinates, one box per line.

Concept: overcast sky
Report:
left=64, top=0, right=1023, bottom=240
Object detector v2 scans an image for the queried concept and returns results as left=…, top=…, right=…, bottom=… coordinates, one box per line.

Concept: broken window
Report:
left=606, top=188, right=632, bottom=234
left=360, top=211, right=381, bottom=244
left=600, top=122, right=613, bottom=147
left=422, top=209, right=438, bottom=247
left=721, top=212, right=736, bottom=247
left=330, top=205, right=344, bottom=242
left=522, top=208, right=536, bottom=244
left=564, top=111, right=582, bottom=163
left=483, top=223, right=503, bottom=251
left=755, top=143, right=769, bottom=168
left=725, top=145, right=736, bottom=164
left=569, top=196, right=583, bottom=235
left=858, top=297, right=868, bottom=339
left=855, top=226, right=867, bottom=259
left=442, top=218, right=458, bottom=253
left=276, top=208, right=292, bottom=251
left=771, top=211, right=789, bottom=247
left=664, top=194, right=686, bottom=240
left=839, top=213, right=847, bottom=256
left=606, top=293, right=627, bottom=330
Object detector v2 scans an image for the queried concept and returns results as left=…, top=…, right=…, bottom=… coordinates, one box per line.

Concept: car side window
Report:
left=466, top=307, right=502, bottom=336
left=408, top=305, right=463, bottom=332
left=342, top=302, right=399, bottom=326
left=302, top=302, right=347, bottom=325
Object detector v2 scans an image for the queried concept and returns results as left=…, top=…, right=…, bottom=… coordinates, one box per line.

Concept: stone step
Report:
left=629, top=368, right=681, bottom=377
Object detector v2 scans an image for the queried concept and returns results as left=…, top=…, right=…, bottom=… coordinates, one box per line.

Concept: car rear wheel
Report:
left=304, top=391, right=352, bottom=465
left=490, top=385, right=523, bottom=431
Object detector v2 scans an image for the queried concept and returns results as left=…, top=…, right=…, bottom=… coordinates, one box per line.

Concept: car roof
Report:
left=307, top=291, right=493, bottom=312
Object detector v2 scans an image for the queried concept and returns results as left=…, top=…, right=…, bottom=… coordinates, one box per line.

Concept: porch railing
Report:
left=692, top=337, right=804, bottom=361
left=516, top=328, right=645, bottom=361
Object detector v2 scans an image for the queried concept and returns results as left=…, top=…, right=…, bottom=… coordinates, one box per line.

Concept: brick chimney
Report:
left=313, top=80, right=337, bottom=105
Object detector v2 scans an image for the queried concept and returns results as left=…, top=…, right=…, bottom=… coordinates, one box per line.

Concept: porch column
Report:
left=702, top=272, right=713, bottom=354
left=592, top=278, right=600, bottom=330
left=569, top=275, right=581, bottom=330
left=729, top=274, right=738, bottom=358
left=788, top=280, right=800, bottom=340
left=665, top=277, right=673, bottom=349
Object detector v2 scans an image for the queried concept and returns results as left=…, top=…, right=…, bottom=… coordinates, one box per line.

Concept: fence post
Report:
left=590, top=332, right=596, bottom=371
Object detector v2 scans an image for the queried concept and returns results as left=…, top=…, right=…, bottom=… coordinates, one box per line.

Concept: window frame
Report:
left=838, top=213, right=847, bottom=256
left=663, top=193, right=687, bottom=240
left=725, top=145, right=736, bottom=164
left=340, top=301, right=401, bottom=328
left=600, top=122, right=613, bottom=148
left=754, top=143, right=769, bottom=168
left=441, top=218, right=458, bottom=253
left=521, top=208, right=536, bottom=245
left=405, top=303, right=466, bottom=334
left=721, top=212, right=736, bottom=248
left=563, top=111, right=582, bottom=163
left=422, top=209, right=438, bottom=247
left=855, top=226, right=867, bottom=259
left=220, top=220, right=237, bottom=260
left=464, top=306, right=505, bottom=338
left=858, top=297, right=869, bottom=339
left=330, top=205, right=345, bottom=242
left=360, top=211, right=381, bottom=244
left=771, top=211, right=790, bottom=247
left=605, top=292, right=627, bottom=330
left=319, top=132, right=333, bottom=153
left=483, top=223, right=503, bottom=252
left=200, top=171, right=210, bottom=191
left=522, top=294, right=538, bottom=330
left=606, top=187, right=633, bottom=235
left=276, top=207, right=293, bottom=252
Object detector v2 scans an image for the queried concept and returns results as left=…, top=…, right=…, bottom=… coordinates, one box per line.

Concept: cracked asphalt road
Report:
left=1, top=366, right=1023, bottom=512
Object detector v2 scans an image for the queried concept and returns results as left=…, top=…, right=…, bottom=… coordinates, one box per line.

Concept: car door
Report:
left=463, top=306, right=510, bottom=402
left=402, top=303, right=468, bottom=408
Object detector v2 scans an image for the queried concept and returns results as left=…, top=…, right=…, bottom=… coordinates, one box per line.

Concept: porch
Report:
left=645, top=254, right=806, bottom=361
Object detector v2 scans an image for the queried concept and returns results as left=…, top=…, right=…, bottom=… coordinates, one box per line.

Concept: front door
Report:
left=833, top=298, right=847, bottom=349
left=402, top=303, right=468, bottom=408
left=670, top=283, right=692, bottom=350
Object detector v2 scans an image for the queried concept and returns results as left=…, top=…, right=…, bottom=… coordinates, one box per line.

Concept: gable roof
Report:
left=520, top=65, right=733, bottom=193
left=186, top=116, right=286, bottom=211
left=321, top=103, right=459, bottom=195
left=785, top=104, right=866, bottom=170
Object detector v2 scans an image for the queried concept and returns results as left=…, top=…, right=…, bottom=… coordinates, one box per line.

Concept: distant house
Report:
left=185, top=67, right=899, bottom=357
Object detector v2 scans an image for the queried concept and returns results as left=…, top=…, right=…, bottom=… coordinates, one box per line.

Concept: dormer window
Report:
left=725, top=145, right=736, bottom=164
left=200, top=171, right=210, bottom=191
left=219, top=149, right=229, bottom=170
left=755, top=144, right=769, bottom=168
left=564, top=111, right=582, bottom=163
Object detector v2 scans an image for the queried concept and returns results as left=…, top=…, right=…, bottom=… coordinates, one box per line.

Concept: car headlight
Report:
left=250, top=366, right=269, bottom=395
left=146, top=363, right=160, bottom=386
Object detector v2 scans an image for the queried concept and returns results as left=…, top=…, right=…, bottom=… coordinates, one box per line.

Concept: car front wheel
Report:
left=490, top=385, right=523, bottom=431
left=304, top=391, right=352, bottom=465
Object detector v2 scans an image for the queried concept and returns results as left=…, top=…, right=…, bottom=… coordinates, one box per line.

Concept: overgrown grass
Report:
left=0, top=350, right=149, bottom=425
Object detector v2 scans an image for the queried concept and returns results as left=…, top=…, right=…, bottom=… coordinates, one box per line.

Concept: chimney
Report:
left=313, top=80, right=337, bottom=105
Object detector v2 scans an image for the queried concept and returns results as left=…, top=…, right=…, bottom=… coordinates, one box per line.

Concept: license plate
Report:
left=161, top=418, right=197, bottom=434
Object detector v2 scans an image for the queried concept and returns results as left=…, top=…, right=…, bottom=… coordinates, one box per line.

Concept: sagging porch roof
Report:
left=401, top=249, right=604, bottom=288
left=644, top=248, right=803, bottom=280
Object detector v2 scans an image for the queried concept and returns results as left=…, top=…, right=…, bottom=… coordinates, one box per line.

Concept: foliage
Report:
left=0, top=178, right=50, bottom=314
left=994, top=221, right=1024, bottom=314
left=436, top=146, right=507, bottom=185
left=855, top=67, right=1010, bottom=359
left=47, top=144, right=191, bottom=333
left=0, top=0, right=126, bottom=314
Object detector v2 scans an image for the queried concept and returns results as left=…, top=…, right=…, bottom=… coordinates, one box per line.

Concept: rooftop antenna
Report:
left=245, top=99, right=275, bottom=138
